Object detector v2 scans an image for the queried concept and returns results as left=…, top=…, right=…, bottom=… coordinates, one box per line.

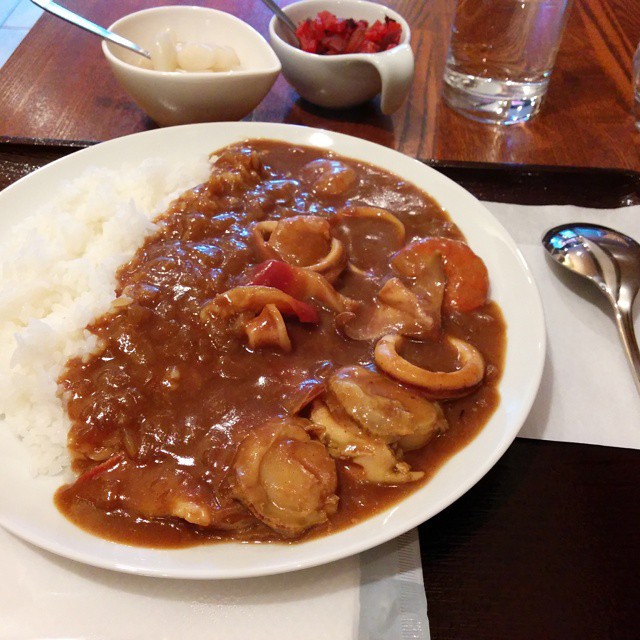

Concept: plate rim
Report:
left=0, top=122, right=546, bottom=579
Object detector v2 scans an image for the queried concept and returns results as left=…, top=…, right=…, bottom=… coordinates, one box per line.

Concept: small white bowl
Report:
left=103, top=6, right=281, bottom=126
left=269, top=0, right=414, bottom=114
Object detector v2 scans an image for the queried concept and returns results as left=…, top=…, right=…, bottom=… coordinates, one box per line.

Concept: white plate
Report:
left=0, top=122, right=545, bottom=579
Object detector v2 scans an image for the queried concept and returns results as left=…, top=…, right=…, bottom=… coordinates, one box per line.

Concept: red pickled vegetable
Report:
left=296, top=11, right=402, bottom=55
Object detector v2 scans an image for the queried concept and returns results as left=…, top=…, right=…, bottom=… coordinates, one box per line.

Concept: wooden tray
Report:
left=2, top=137, right=640, bottom=206
left=1, top=138, right=638, bottom=640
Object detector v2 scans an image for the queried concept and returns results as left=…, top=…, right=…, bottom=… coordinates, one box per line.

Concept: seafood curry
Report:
left=55, top=140, right=506, bottom=547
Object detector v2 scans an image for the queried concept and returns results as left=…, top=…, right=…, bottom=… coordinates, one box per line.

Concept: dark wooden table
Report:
left=1, top=0, right=640, bottom=170
left=1, top=2, right=639, bottom=639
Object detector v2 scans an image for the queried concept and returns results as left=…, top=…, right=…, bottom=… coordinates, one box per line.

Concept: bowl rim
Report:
left=269, top=0, right=412, bottom=60
left=103, top=5, right=281, bottom=78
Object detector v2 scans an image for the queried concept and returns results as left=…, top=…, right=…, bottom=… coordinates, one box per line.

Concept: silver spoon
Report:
left=31, top=0, right=150, bottom=59
left=258, top=0, right=300, bottom=46
left=542, top=223, right=640, bottom=395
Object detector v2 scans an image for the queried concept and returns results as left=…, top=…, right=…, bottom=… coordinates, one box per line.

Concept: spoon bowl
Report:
left=542, top=223, right=640, bottom=394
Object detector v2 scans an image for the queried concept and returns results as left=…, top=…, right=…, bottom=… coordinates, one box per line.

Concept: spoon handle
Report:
left=613, top=304, right=640, bottom=396
left=31, top=0, right=151, bottom=59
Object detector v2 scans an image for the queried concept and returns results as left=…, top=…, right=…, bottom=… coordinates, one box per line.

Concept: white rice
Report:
left=0, top=155, right=211, bottom=476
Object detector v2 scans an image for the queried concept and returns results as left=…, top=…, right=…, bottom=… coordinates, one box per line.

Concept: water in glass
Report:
left=443, top=0, right=572, bottom=125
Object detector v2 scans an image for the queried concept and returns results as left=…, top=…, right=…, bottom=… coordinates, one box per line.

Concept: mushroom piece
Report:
left=326, top=366, right=447, bottom=448
left=232, top=418, right=339, bottom=537
left=381, top=277, right=431, bottom=313
left=283, top=378, right=326, bottom=415
left=309, top=401, right=423, bottom=485
left=244, top=304, right=292, bottom=352
left=252, top=216, right=347, bottom=283
left=200, top=285, right=319, bottom=324
left=389, top=251, right=446, bottom=319
left=336, top=276, right=441, bottom=341
left=250, top=260, right=359, bottom=314
left=374, top=334, right=485, bottom=399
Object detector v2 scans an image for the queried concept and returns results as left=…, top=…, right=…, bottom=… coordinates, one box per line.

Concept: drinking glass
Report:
left=443, top=0, right=573, bottom=125
left=633, top=42, right=640, bottom=131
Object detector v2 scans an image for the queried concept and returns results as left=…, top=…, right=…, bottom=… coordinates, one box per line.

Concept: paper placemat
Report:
left=485, top=202, right=640, bottom=450
left=8, top=199, right=637, bottom=640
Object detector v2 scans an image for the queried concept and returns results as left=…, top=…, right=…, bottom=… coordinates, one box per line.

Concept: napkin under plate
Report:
left=484, top=202, right=640, bottom=450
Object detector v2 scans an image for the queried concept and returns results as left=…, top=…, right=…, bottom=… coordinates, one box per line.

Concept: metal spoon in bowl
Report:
left=31, top=0, right=150, bottom=59
left=542, top=223, right=640, bottom=395
left=258, top=0, right=300, bottom=46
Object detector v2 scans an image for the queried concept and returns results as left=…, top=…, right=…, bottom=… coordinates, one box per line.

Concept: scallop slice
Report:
left=233, top=418, right=339, bottom=537
left=327, top=365, right=447, bottom=448
left=309, top=401, right=423, bottom=485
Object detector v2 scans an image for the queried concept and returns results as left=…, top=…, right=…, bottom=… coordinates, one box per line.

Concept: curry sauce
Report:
left=55, top=140, right=505, bottom=547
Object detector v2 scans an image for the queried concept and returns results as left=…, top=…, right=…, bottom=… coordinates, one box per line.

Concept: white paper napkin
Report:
left=18, top=199, right=639, bottom=639
left=0, top=527, right=361, bottom=640
left=484, top=202, right=640, bottom=450
left=0, top=526, right=428, bottom=640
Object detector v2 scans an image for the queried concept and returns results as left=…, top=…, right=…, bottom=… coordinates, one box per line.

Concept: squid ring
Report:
left=307, top=237, right=347, bottom=278
left=374, top=334, right=485, bottom=398
left=334, top=206, right=406, bottom=244
left=252, top=219, right=347, bottom=282
left=347, top=262, right=369, bottom=276
left=201, top=286, right=318, bottom=323
left=252, top=221, right=279, bottom=260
